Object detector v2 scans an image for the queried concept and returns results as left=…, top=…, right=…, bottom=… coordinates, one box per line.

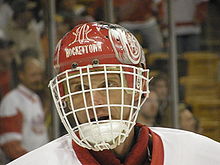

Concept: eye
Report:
left=72, top=84, right=89, bottom=92
left=100, top=80, right=119, bottom=88
left=108, top=81, right=114, bottom=87
left=75, top=85, right=82, bottom=91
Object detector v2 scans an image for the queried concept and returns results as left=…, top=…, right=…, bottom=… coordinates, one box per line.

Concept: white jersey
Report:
left=7, top=127, right=220, bottom=165
left=0, top=84, right=48, bottom=162
left=151, top=127, right=220, bottom=165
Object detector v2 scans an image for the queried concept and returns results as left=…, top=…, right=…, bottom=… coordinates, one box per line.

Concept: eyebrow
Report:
left=108, top=77, right=120, bottom=82
left=69, top=79, right=81, bottom=85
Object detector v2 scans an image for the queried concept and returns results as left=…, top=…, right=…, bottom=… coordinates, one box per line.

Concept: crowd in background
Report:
left=0, top=0, right=219, bottom=164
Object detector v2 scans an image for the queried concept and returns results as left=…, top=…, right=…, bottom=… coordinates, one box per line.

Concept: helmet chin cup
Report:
left=79, top=121, right=129, bottom=151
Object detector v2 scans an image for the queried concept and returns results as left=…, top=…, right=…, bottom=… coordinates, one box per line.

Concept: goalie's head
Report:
left=49, top=22, right=150, bottom=151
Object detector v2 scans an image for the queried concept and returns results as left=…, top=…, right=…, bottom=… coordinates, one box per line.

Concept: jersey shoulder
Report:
left=150, top=127, right=220, bottom=165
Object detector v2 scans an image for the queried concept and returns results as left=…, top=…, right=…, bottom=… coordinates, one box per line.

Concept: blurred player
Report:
left=7, top=22, right=220, bottom=165
left=0, top=56, right=48, bottom=163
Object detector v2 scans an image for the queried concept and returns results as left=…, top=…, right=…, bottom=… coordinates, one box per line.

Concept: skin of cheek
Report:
left=71, top=94, right=88, bottom=123
left=108, top=89, right=132, bottom=121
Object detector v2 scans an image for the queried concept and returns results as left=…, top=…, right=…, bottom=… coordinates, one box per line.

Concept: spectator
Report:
left=151, top=73, right=171, bottom=127
left=0, top=56, right=48, bottom=164
left=179, top=103, right=201, bottom=133
left=138, top=91, right=159, bottom=126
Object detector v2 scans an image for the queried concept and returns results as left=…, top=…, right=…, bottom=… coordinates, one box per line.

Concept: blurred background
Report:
left=0, top=0, right=220, bottom=163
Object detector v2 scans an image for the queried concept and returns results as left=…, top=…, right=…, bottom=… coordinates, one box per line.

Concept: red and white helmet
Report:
left=49, top=22, right=150, bottom=151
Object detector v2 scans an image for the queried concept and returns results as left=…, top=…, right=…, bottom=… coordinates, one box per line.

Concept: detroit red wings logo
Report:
left=126, top=32, right=140, bottom=61
left=109, top=28, right=142, bottom=65
left=68, top=24, right=95, bottom=46
left=64, top=24, right=102, bottom=58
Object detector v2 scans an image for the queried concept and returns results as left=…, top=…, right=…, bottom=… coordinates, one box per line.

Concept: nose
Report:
left=92, top=90, right=106, bottom=106
left=85, top=90, right=107, bottom=108
left=86, top=90, right=108, bottom=120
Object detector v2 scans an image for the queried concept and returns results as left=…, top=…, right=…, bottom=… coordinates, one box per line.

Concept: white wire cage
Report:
left=49, top=64, right=150, bottom=151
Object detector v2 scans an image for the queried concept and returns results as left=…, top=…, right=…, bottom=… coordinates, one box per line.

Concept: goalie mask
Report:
left=49, top=22, right=150, bottom=151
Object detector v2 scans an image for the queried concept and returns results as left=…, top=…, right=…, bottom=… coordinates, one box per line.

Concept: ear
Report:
left=134, top=93, right=140, bottom=101
left=134, top=79, right=147, bottom=101
left=62, top=83, right=72, bottom=109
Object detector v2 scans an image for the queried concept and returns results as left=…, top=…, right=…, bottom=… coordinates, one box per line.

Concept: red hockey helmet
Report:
left=53, top=22, right=146, bottom=74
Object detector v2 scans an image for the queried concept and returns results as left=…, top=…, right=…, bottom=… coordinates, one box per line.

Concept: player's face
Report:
left=20, top=59, right=43, bottom=92
left=68, top=73, right=133, bottom=124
